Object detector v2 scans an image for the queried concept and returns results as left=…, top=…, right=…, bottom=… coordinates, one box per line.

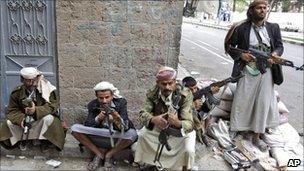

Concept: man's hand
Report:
left=97, top=111, right=106, bottom=122
left=25, top=102, right=36, bottom=115
left=241, top=52, right=254, bottom=62
left=211, top=86, right=220, bottom=94
left=108, top=114, right=114, bottom=123
left=111, top=110, right=120, bottom=120
left=20, top=118, right=25, bottom=128
left=194, top=99, right=203, bottom=110
left=267, top=58, right=275, bottom=66
left=168, top=113, right=182, bottom=128
left=269, top=52, right=280, bottom=66
left=151, top=114, right=168, bottom=130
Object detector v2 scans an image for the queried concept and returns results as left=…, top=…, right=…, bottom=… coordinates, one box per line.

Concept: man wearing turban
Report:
left=134, top=66, right=196, bottom=170
left=71, top=81, right=137, bottom=171
left=224, top=0, right=284, bottom=151
left=0, top=67, right=65, bottom=151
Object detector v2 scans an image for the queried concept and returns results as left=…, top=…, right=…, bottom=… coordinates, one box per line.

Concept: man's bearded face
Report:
left=157, top=79, right=177, bottom=97
left=96, top=90, right=114, bottom=105
left=251, top=3, right=268, bottom=21
left=22, top=77, right=39, bottom=91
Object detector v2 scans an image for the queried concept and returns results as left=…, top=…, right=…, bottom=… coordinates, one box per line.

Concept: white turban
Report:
left=93, top=81, right=122, bottom=98
left=20, top=67, right=41, bottom=79
left=20, top=67, right=56, bottom=103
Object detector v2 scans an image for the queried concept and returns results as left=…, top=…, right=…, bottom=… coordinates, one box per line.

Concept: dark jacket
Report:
left=84, top=98, right=134, bottom=130
left=226, top=20, right=284, bottom=77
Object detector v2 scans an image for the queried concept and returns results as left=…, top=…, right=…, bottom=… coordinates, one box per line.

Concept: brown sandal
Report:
left=104, top=158, right=114, bottom=167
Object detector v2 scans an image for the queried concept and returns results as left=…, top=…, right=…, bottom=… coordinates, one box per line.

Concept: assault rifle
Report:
left=193, top=74, right=244, bottom=106
left=229, top=46, right=304, bottom=71
left=93, top=104, right=116, bottom=147
left=154, top=97, right=183, bottom=170
left=20, top=90, right=35, bottom=151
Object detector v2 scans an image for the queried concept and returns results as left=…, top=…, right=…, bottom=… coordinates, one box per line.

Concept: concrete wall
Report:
left=56, top=0, right=184, bottom=125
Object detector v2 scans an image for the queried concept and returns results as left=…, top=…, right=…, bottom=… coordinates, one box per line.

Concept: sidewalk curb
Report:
left=177, top=63, right=191, bottom=81
left=183, top=21, right=304, bottom=46
left=0, top=134, right=91, bottom=159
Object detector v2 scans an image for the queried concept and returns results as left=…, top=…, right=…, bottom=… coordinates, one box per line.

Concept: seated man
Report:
left=134, top=66, right=196, bottom=171
left=0, top=67, right=65, bottom=151
left=182, top=76, right=219, bottom=147
left=71, top=81, right=137, bottom=171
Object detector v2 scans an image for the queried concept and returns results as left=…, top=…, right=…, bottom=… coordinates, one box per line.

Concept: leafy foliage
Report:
left=235, top=0, right=249, bottom=12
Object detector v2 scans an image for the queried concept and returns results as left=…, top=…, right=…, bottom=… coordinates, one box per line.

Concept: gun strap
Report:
left=154, top=143, right=165, bottom=169
left=154, top=143, right=161, bottom=163
left=249, top=27, right=271, bottom=74
left=253, top=27, right=263, bottom=45
left=20, top=126, right=31, bottom=151
left=171, top=91, right=181, bottom=112
left=252, top=28, right=271, bottom=52
left=109, top=121, right=115, bottom=148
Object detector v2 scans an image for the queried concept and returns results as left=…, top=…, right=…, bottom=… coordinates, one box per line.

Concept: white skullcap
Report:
left=93, top=81, right=122, bottom=98
left=20, top=67, right=41, bottom=79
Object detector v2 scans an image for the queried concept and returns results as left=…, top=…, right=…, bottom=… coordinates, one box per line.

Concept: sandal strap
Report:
left=104, top=158, right=114, bottom=168
left=87, top=156, right=102, bottom=171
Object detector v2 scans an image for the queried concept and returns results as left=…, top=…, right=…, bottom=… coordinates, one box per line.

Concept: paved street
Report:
left=180, top=23, right=304, bottom=132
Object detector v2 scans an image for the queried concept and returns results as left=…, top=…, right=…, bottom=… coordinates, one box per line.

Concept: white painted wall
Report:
left=231, top=12, right=303, bottom=32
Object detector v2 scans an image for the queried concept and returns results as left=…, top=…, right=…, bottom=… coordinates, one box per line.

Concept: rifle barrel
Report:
left=193, top=74, right=243, bottom=102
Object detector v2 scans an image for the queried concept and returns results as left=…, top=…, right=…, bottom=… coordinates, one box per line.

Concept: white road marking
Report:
left=183, top=37, right=233, bottom=64
left=198, top=40, right=219, bottom=51
left=183, top=35, right=191, bottom=39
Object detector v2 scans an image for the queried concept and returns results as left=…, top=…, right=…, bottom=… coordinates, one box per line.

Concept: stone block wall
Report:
left=56, top=0, right=184, bottom=126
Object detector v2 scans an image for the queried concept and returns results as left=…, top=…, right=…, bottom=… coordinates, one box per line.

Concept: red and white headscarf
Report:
left=156, top=66, right=177, bottom=82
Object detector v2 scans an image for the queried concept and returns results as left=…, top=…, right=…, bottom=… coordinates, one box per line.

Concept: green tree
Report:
left=282, top=0, right=291, bottom=12
left=295, top=0, right=304, bottom=12
left=234, top=0, right=248, bottom=12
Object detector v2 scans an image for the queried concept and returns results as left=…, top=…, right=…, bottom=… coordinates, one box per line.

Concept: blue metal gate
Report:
left=0, top=0, right=57, bottom=118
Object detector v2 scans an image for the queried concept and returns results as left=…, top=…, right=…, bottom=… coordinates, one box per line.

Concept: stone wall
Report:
left=56, top=0, right=184, bottom=126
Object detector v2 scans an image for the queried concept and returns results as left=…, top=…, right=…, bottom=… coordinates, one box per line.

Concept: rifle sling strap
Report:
left=253, top=27, right=263, bottom=45
left=248, top=26, right=269, bottom=74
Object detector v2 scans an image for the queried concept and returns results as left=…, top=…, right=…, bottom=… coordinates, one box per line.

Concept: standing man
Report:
left=224, top=0, right=283, bottom=151
left=71, top=81, right=137, bottom=171
left=0, top=67, right=65, bottom=151
left=134, top=66, right=196, bottom=171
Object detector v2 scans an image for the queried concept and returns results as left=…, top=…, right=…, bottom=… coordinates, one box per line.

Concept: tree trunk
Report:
left=266, top=0, right=278, bottom=20
left=233, top=0, right=236, bottom=12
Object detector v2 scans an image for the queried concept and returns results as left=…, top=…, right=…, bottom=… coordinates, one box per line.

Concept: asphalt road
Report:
left=180, top=23, right=304, bottom=133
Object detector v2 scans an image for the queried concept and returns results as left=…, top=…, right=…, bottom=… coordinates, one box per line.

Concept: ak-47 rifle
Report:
left=20, top=90, right=35, bottom=151
left=229, top=46, right=304, bottom=71
left=193, top=74, right=244, bottom=106
left=93, top=104, right=116, bottom=147
left=154, top=95, right=183, bottom=170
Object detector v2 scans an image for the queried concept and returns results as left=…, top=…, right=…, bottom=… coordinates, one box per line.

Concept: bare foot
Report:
left=252, top=139, right=268, bottom=152
left=87, top=155, right=103, bottom=171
